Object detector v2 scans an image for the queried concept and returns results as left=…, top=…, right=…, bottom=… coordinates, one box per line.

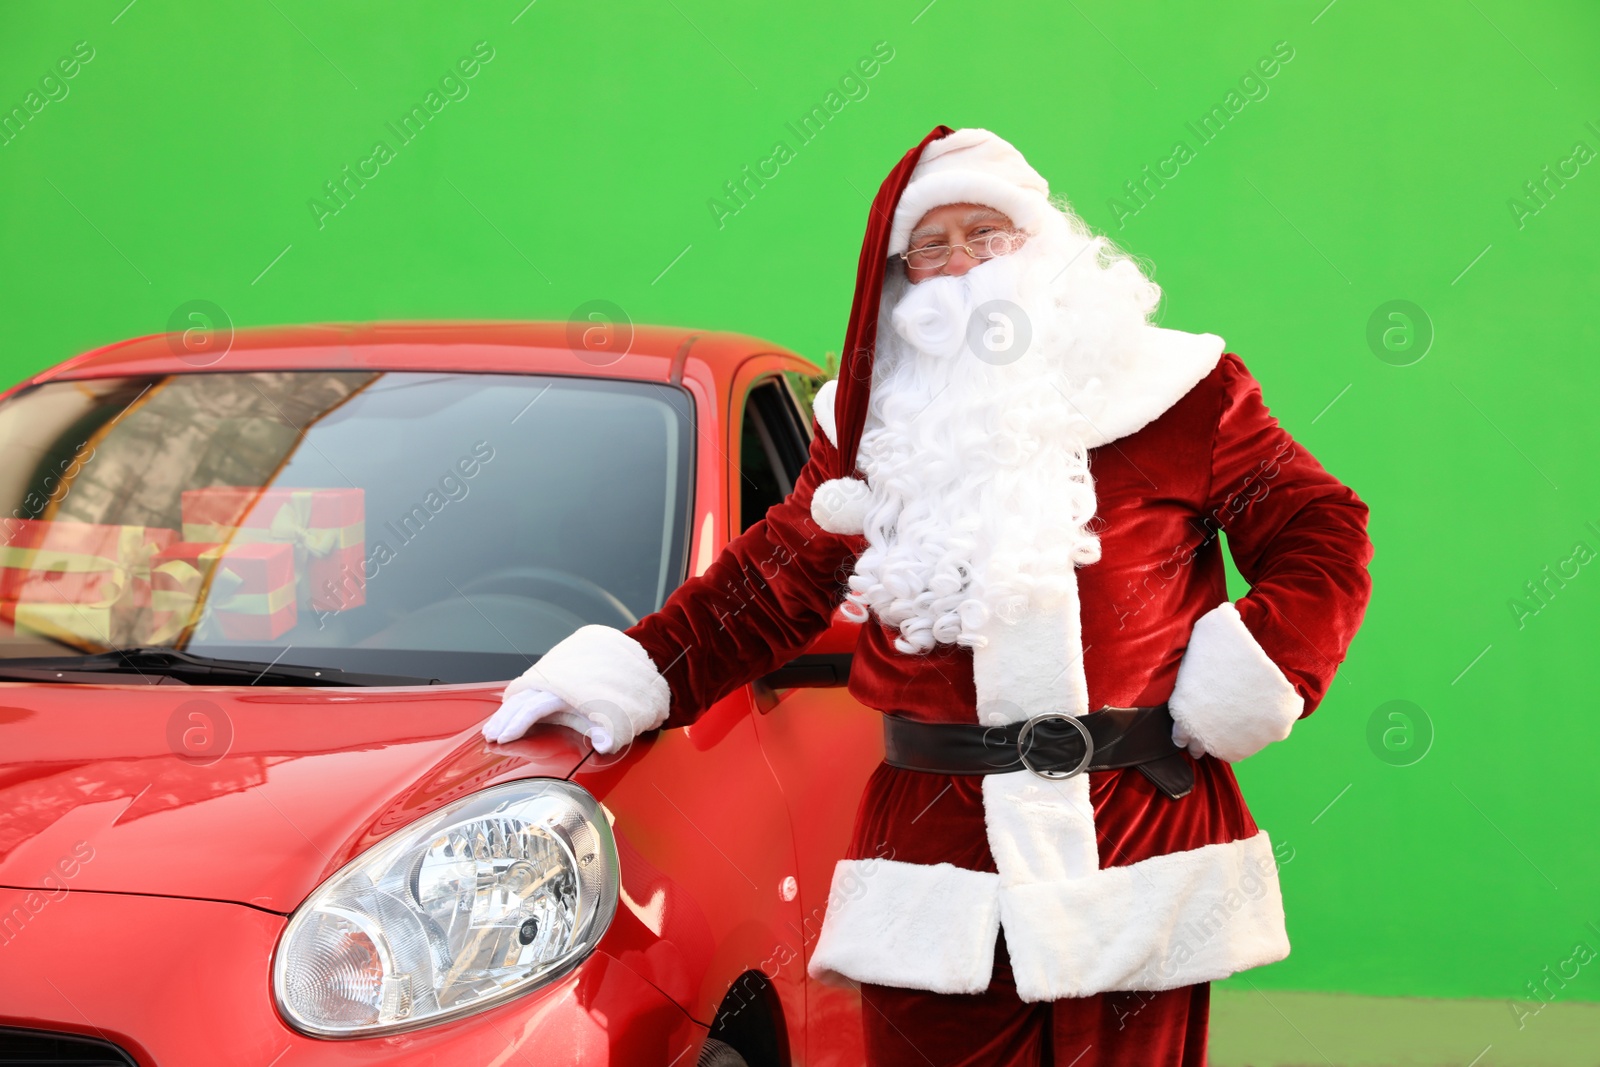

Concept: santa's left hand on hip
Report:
left=1172, top=720, right=1208, bottom=760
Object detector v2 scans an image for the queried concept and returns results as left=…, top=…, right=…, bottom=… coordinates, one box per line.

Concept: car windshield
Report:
left=0, top=369, right=693, bottom=683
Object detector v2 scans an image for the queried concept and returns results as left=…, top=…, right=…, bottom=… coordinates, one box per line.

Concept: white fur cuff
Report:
left=1169, top=601, right=1303, bottom=763
left=506, top=624, right=671, bottom=750
left=807, top=858, right=1001, bottom=994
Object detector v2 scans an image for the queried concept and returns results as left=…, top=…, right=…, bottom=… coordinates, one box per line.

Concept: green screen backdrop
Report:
left=4, top=0, right=1598, bottom=1045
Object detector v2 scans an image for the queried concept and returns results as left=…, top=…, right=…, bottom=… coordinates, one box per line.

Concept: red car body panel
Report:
left=0, top=888, right=702, bottom=1065
left=0, top=682, right=585, bottom=909
left=0, top=323, right=884, bottom=1066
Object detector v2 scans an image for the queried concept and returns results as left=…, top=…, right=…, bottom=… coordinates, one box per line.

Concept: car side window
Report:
left=738, top=377, right=810, bottom=532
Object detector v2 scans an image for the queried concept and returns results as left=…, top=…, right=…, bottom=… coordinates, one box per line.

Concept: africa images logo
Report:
left=707, top=41, right=895, bottom=229
left=1107, top=41, right=1295, bottom=229
left=0, top=41, right=96, bottom=149
left=307, top=42, right=496, bottom=229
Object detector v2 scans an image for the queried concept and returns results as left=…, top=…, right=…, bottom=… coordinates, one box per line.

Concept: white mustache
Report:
left=889, top=249, right=1035, bottom=360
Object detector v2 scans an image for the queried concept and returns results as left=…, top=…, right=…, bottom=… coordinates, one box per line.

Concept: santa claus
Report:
left=482, top=125, right=1374, bottom=1065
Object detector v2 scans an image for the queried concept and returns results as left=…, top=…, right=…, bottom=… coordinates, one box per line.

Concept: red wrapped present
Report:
left=180, top=486, right=365, bottom=612
left=0, top=519, right=178, bottom=646
left=147, top=541, right=297, bottom=642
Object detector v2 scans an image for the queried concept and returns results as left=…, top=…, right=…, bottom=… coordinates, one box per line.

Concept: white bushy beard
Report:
left=842, top=207, right=1162, bottom=655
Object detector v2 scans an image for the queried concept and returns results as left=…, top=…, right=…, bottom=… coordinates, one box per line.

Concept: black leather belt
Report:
left=882, top=704, right=1195, bottom=800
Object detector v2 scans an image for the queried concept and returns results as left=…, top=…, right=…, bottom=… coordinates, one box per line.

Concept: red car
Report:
left=0, top=322, right=878, bottom=1066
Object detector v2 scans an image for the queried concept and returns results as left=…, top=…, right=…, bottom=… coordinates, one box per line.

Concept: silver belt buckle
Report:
left=1016, top=712, right=1093, bottom=780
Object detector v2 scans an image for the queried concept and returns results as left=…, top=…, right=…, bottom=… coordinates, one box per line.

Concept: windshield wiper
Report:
left=0, top=647, right=440, bottom=687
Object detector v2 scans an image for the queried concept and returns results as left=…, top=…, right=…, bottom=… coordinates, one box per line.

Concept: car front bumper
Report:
left=0, top=887, right=702, bottom=1065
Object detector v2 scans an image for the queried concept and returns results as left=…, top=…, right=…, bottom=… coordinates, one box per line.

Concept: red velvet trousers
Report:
left=859, top=931, right=1209, bottom=1066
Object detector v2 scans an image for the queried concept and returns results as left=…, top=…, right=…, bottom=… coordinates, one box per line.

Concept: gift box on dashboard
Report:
left=147, top=541, right=297, bottom=642
left=180, top=486, right=365, bottom=612
left=0, top=519, right=178, bottom=645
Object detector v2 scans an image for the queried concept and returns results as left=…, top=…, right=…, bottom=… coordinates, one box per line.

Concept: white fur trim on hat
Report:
left=504, top=624, right=671, bottom=751
left=807, top=379, right=869, bottom=534
left=1168, top=601, right=1304, bottom=763
left=889, top=128, right=1055, bottom=256
left=811, top=477, right=869, bottom=536
left=812, top=377, right=839, bottom=446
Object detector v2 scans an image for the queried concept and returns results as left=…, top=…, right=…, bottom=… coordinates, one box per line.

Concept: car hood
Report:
left=0, top=681, right=589, bottom=912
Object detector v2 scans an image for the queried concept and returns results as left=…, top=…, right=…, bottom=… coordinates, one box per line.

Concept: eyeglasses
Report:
left=897, top=230, right=1026, bottom=271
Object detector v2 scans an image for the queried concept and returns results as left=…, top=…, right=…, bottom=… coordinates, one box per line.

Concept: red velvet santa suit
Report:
left=518, top=127, right=1374, bottom=1065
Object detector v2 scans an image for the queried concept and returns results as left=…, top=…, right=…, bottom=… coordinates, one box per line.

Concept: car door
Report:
left=553, top=361, right=810, bottom=1067
left=732, top=368, right=880, bottom=1067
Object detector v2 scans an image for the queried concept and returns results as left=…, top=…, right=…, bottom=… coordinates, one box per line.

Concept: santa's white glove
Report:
left=481, top=686, right=616, bottom=752
left=1171, top=719, right=1208, bottom=760
left=482, top=625, right=671, bottom=755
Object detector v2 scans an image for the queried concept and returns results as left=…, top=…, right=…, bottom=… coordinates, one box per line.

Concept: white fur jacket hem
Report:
left=808, top=831, right=1290, bottom=1000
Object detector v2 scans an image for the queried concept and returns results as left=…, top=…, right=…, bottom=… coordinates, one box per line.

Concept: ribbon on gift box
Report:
left=0, top=523, right=169, bottom=594
left=9, top=574, right=133, bottom=644
left=144, top=554, right=246, bottom=644
left=0, top=523, right=177, bottom=645
left=268, top=490, right=356, bottom=556
left=143, top=545, right=296, bottom=644
left=181, top=489, right=362, bottom=558
left=181, top=487, right=365, bottom=613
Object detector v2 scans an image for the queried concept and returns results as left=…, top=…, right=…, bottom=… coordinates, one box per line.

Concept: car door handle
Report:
left=752, top=653, right=854, bottom=712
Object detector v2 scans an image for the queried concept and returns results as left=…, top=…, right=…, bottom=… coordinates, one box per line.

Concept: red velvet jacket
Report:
left=620, top=350, right=1373, bottom=999
left=626, top=350, right=1369, bottom=733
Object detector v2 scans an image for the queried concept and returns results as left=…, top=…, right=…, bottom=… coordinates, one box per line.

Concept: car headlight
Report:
left=272, top=779, right=618, bottom=1037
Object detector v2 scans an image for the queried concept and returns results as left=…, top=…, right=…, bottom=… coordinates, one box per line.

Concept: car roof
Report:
left=26, top=320, right=820, bottom=388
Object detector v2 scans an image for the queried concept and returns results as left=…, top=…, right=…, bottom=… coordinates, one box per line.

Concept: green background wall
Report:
left=3, top=0, right=1597, bottom=1013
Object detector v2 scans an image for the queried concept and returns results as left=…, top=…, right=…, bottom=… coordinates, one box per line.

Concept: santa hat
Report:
left=887, top=129, right=1056, bottom=257
left=829, top=126, right=1056, bottom=482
